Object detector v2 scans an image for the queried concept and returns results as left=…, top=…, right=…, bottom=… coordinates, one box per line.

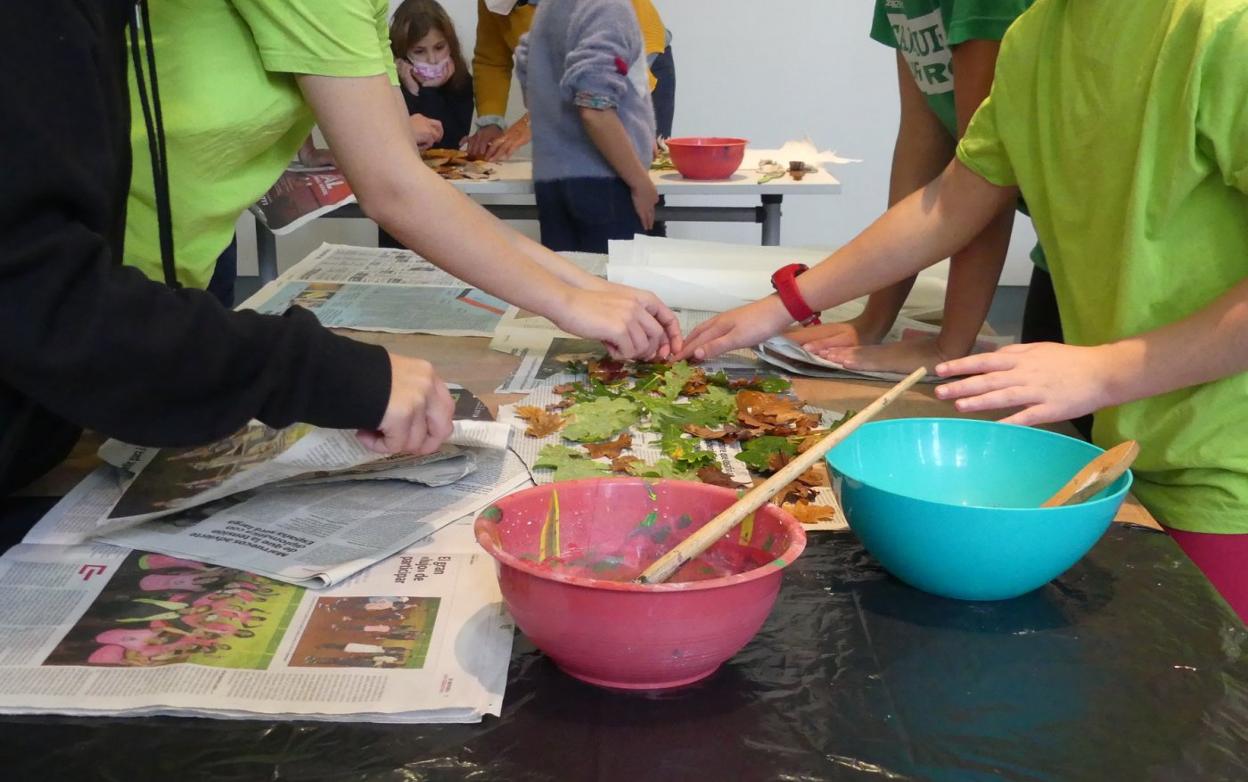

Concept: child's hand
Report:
left=408, top=114, right=444, bottom=150
left=790, top=314, right=893, bottom=353
left=934, top=342, right=1116, bottom=425
left=357, top=353, right=455, bottom=456
left=678, top=297, right=793, bottom=361
left=396, top=59, right=421, bottom=96
left=555, top=286, right=682, bottom=361
left=631, top=179, right=659, bottom=231
left=813, top=336, right=952, bottom=376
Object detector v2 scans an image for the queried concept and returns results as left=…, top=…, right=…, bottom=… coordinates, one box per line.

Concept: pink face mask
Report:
left=409, top=57, right=451, bottom=83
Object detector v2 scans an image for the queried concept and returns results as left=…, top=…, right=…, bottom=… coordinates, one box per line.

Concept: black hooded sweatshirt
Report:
left=0, top=0, right=392, bottom=494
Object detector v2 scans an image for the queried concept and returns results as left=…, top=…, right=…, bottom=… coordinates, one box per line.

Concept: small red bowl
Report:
left=665, top=137, right=748, bottom=180
left=474, top=478, right=805, bottom=690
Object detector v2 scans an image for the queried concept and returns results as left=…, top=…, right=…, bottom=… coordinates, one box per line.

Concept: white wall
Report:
left=238, top=0, right=1035, bottom=285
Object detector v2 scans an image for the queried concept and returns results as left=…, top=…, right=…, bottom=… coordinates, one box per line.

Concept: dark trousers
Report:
left=207, top=235, right=238, bottom=308
left=1022, top=265, right=1093, bottom=439
left=649, top=45, right=676, bottom=238
left=535, top=177, right=644, bottom=254
left=650, top=46, right=675, bottom=140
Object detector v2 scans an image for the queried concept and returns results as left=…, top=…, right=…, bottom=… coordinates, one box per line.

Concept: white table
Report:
left=254, top=160, right=841, bottom=281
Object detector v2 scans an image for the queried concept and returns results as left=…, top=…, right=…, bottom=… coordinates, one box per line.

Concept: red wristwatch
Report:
left=770, top=263, right=821, bottom=326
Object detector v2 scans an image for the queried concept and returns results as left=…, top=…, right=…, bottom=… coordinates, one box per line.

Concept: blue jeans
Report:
left=535, top=177, right=643, bottom=254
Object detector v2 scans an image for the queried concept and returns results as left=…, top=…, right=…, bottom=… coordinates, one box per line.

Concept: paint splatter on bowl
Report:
left=474, top=478, right=806, bottom=690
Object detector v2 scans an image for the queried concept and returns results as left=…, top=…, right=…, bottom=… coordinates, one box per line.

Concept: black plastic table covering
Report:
left=2, top=525, right=1246, bottom=782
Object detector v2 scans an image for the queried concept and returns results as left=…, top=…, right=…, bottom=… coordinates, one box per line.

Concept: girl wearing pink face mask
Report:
left=391, top=0, right=475, bottom=153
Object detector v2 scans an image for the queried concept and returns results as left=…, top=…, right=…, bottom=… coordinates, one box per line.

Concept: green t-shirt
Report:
left=870, top=0, right=1031, bottom=139
left=870, top=0, right=1046, bottom=270
left=126, top=0, right=399, bottom=289
left=957, top=0, right=1248, bottom=533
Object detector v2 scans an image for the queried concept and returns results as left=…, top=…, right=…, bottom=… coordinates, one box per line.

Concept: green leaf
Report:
left=561, top=398, right=641, bottom=442
left=735, top=436, right=797, bottom=472
left=644, top=386, right=736, bottom=431
left=534, top=444, right=612, bottom=482
left=660, top=361, right=698, bottom=401
left=706, top=371, right=791, bottom=393
left=625, top=458, right=697, bottom=480
left=658, top=425, right=719, bottom=471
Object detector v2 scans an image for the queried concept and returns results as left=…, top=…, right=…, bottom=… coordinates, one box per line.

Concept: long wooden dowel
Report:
left=636, top=367, right=927, bottom=584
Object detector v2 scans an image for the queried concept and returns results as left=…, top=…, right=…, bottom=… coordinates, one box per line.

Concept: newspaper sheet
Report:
left=95, top=447, right=530, bottom=588
left=245, top=280, right=510, bottom=336
left=237, top=245, right=608, bottom=309
left=500, top=383, right=846, bottom=531
left=249, top=168, right=356, bottom=236
left=98, top=415, right=509, bottom=525
left=0, top=534, right=513, bottom=723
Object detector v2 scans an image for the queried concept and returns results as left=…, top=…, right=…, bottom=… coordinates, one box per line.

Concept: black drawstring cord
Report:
left=128, top=0, right=180, bottom=289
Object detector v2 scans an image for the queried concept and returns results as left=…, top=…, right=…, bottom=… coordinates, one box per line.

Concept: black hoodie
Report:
left=0, top=0, right=392, bottom=494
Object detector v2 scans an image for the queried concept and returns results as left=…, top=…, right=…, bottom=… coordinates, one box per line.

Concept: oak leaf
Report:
left=515, top=405, right=567, bottom=437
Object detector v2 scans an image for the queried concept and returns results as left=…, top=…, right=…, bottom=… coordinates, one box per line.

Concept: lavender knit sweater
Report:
left=516, top=0, right=656, bottom=182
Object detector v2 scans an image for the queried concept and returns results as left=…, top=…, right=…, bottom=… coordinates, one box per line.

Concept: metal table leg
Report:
left=256, top=223, right=279, bottom=283
left=760, top=194, right=783, bottom=246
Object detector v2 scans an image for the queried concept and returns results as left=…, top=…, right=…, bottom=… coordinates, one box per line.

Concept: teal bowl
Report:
left=825, top=418, right=1132, bottom=601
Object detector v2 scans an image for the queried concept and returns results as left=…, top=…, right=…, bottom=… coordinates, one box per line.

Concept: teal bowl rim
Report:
left=825, top=417, right=1134, bottom=514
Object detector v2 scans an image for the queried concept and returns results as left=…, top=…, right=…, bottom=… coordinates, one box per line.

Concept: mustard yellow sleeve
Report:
left=631, top=0, right=665, bottom=91
left=472, top=0, right=516, bottom=120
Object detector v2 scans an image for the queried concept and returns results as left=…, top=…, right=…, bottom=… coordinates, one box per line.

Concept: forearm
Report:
left=498, top=223, right=610, bottom=290
left=300, top=74, right=577, bottom=317
left=579, top=107, right=650, bottom=189
left=798, top=160, right=1016, bottom=313
left=1101, top=278, right=1248, bottom=406
left=937, top=208, right=1014, bottom=354
left=861, top=52, right=959, bottom=328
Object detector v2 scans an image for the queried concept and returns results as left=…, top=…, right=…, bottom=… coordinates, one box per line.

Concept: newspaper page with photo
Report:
left=28, top=388, right=532, bottom=587
left=99, top=388, right=509, bottom=524
left=93, top=447, right=531, bottom=588
left=0, top=535, right=513, bottom=723
left=250, top=168, right=356, bottom=236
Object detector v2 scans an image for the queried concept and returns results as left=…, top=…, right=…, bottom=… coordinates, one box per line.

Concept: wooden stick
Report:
left=636, top=367, right=928, bottom=584
left=1040, top=440, right=1139, bottom=507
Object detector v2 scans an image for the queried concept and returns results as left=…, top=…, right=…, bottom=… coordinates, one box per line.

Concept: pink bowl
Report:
left=665, top=137, right=748, bottom=180
left=474, top=478, right=805, bottom=690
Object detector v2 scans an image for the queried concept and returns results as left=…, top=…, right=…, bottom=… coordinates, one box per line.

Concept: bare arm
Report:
left=936, top=277, right=1248, bottom=425
left=679, top=159, right=1017, bottom=360
left=297, top=73, right=679, bottom=358
left=579, top=106, right=658, bottom=230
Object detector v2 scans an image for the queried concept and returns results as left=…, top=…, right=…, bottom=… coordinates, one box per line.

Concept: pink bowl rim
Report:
left=664, top=136, right=749, bottom=148
left=474, top=477, right=807, bottom=593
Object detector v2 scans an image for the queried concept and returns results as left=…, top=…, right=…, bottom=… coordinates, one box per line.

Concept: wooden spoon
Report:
left=1040, top=440, right=1139, bottom=507
left=636, top=367, right=927, bottom=585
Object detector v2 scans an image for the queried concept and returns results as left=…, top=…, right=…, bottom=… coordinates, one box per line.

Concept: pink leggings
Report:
left=1166, top=528, right=1248, bottom=624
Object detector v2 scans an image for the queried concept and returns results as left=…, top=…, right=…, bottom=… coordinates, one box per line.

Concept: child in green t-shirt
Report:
left=680, top=0, right=1248, bottom=618
left=788, top=0, right=1037, bottom=378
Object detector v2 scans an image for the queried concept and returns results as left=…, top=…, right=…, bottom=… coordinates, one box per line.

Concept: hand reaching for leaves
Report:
left=789, top=313, right=892, bottom=354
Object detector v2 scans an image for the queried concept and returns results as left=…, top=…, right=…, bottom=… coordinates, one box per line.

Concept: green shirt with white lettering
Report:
left=871, top=0, right=1045, bottom=270
left=870, top=0, right=1031, bottom=139
left=957, top=0, right=1248, bottom=533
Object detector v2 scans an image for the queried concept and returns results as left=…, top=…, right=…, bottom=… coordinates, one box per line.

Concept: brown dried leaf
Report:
left=553, top=383, right=579, bottom=395
left=735, top=391, right=820, bottom=436
left=584, top=433, right=633, bottom=460
left=546, top=399, right=575, bottom=412
left=681, top=368, right=709, bottom=397
left=610, top=455, right=643, bottom=474
left=515, top=405, right=567, bottom=438
left=781, top=501, right=838, bottom=525
left=588, top=358, right=629, bottom=383
left=796, top=464, right=827, bottom=487
left=696, top=465, right=741, bottom=488
left=683, top=423, right=750, bottom=442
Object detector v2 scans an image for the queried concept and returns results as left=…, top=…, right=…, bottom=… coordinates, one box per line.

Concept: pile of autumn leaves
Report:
left=515, top=358, right=840, bottom=524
